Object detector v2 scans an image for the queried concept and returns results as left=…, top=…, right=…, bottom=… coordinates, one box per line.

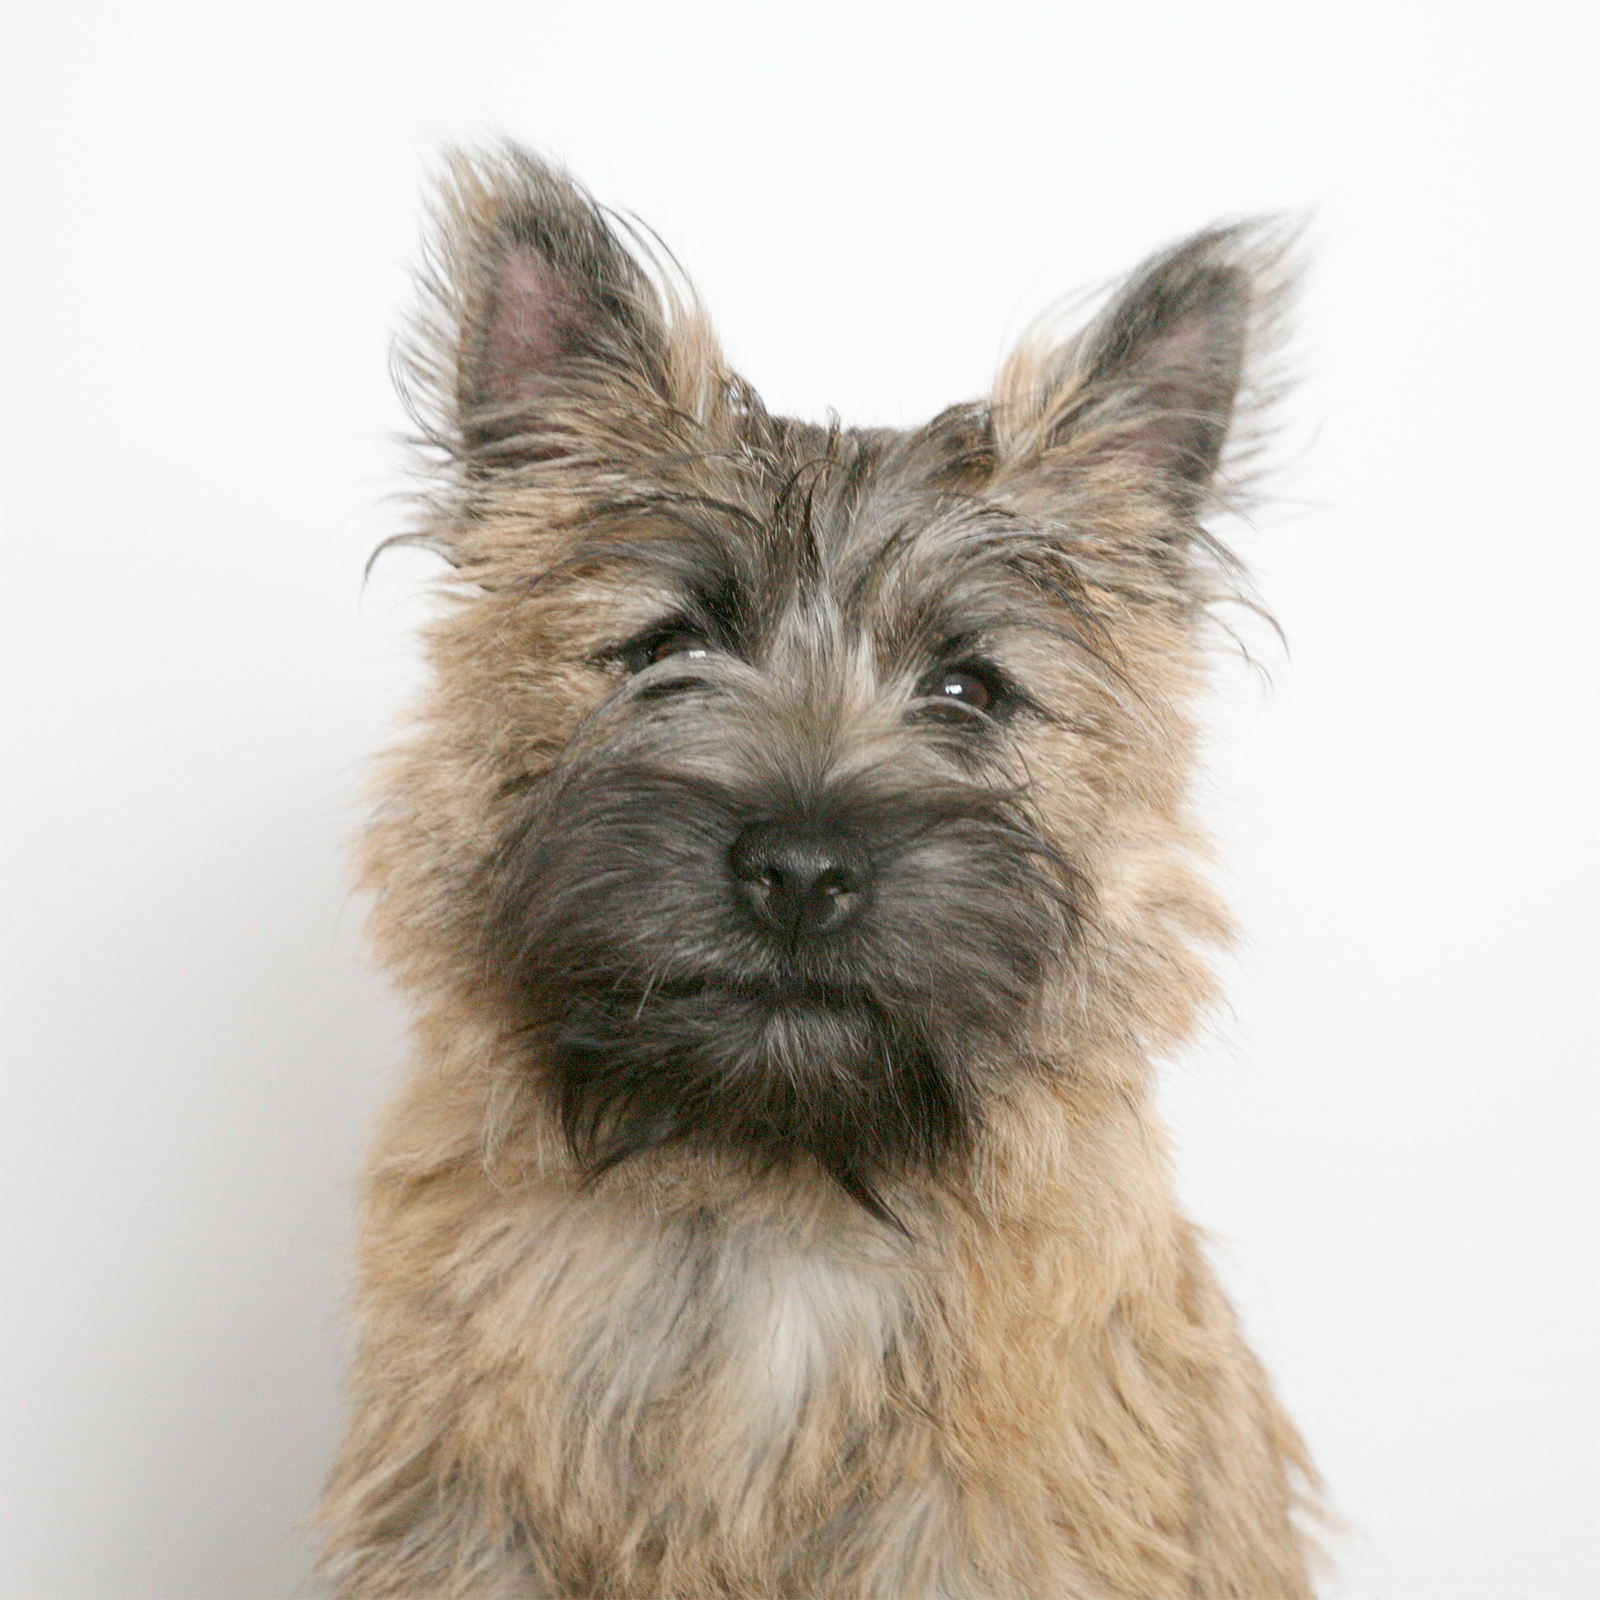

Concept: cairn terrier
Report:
left=319, top=146, right=1318, bottom=1599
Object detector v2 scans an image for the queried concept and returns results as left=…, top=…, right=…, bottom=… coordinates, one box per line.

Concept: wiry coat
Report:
left=319, top=147, right=1318, bottom=1599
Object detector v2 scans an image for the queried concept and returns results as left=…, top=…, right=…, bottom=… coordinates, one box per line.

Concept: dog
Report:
left=318, top=145, right=1319, bottom=1599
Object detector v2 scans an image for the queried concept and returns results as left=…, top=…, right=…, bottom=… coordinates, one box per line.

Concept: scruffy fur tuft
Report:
left=319, top=145, right=1319, bottom=1599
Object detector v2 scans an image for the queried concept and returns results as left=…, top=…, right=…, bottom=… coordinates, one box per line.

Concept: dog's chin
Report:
left=543, top=976, right=971, bottom=1222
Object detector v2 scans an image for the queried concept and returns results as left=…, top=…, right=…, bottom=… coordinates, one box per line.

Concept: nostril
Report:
left=729, top=821, right=872, bottom=938
left=813, top=866, right=857, bottom=900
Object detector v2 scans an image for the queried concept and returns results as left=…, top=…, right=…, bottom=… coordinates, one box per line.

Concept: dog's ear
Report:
left=992, top=223, right=1291, bottom=507
left=417, top=147, right=726, bottom=465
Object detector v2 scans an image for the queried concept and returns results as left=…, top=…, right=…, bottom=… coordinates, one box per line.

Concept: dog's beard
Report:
left=486, top=763, right=1075, bottom=1221
left=550, top=981, right=962, bottom=1222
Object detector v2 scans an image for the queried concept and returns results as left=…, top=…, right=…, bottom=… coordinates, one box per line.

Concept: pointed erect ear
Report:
left=422, top=148, right=721, bottom=461
left=994, top=222, right=1290, bottom=502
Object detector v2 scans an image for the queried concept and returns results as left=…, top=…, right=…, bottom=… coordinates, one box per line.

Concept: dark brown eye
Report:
left=646, top=631, right=711, bottom=666
left=927, top=666, right=994, bottom=714
left=615, top=627, right=714, bottom=674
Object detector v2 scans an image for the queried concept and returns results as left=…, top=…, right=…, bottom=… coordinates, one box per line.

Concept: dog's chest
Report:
left=500, top=1211, right=1011, bottom=1595
left=535, top=1211, right=905, bottom=1450
left=736, top=1251, right=844, bottom=1419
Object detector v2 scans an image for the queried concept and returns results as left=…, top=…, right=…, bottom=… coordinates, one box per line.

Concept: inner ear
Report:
left=437, top=151, right=683, bottom=459
left=422, top=150, right=752, bottom=476
left=992, top=223, right=1282, bottom=504
left=470, top=240, right=597, bottom=420
left=1085, top=256, right=1248, bottom=487
left=460, top=222, right=666, bottom=459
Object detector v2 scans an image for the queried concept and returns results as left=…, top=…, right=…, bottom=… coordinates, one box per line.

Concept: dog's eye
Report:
left=616, top=627, right=713, bottom=675
left=919, top=663, right=1002, bottom=717
left=645, top=631, right=711, bottom=666
left=932, top=668, right=992, bottom=712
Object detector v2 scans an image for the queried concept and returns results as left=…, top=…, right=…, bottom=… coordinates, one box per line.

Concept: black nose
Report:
left=728, top=820, right=871, bottom=939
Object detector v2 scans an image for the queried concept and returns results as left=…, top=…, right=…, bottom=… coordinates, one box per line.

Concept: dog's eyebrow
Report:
left=569, top=521, right=762, bottom=650
left=849, top=504, right=1098, bottom=629
left=835, top=507, right=1131, bottom=705
left=587, top=489, right=768, bottom=541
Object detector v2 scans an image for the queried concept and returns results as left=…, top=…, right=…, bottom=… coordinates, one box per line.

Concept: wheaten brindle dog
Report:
left=319, top=146, right=1319, bottom=1599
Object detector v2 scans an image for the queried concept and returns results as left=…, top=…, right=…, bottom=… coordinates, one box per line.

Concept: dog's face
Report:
left=374, top=152, right=1283, bottom=1216
left=483, top=418, right=1089, bottom=1219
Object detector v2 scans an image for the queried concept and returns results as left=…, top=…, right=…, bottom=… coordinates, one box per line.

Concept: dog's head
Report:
left=369, top=148, right=1290, bottom=1216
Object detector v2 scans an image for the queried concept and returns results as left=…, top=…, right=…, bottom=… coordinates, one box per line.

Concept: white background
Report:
left=2, top=3, right=1595, bottom=1597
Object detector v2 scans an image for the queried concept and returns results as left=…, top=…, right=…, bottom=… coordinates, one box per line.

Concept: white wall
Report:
left=2, top=3, right=1594, bottom=1597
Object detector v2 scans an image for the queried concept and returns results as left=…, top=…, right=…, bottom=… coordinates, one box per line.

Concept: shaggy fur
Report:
left=318, top=145, right=1319, bottom=1599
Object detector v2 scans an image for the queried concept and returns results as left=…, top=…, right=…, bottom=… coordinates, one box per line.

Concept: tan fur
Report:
left=319, top=147, right=1319, bottom=1599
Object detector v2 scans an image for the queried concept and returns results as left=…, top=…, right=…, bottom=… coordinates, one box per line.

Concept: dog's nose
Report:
left=728, top=821, right=871, bottom=938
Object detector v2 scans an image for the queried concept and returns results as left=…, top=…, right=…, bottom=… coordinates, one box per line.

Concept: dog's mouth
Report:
left=625, top=974, right=878, bottom=1014
left=552, top=976, right=899, bottom=1096
left=543, top=972, right=969, bottom=1225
